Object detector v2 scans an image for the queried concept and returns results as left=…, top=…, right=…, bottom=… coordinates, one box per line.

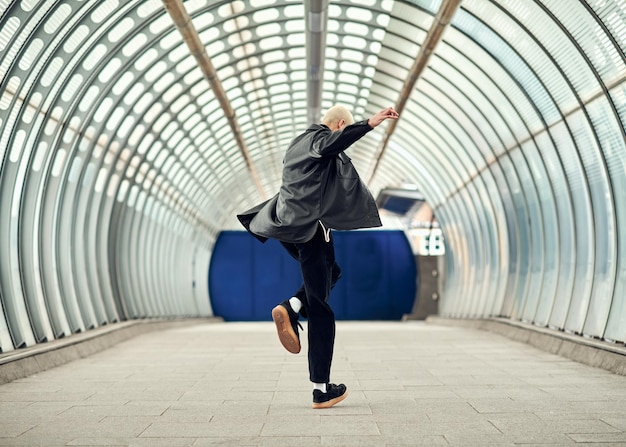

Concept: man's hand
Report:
left=367, top=107, right=399, bottom=128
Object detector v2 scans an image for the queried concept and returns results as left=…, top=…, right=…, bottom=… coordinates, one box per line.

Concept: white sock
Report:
left=313, top=382, right=327, bottom=393
left=289, top=297, right=302, bottom=313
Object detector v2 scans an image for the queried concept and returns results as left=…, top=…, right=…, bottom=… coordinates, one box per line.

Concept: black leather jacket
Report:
left=237, top=120, right=382, bottom=243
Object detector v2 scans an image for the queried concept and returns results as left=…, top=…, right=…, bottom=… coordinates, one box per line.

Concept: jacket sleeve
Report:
left=312, top=120, right=373, bottom=157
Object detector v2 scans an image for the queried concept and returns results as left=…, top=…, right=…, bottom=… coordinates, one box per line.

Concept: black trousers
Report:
left=280, top=225, right=342, bottom=383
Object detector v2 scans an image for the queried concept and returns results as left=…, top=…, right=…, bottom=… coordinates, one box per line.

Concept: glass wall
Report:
left=422, top=0, right=626, bottom=344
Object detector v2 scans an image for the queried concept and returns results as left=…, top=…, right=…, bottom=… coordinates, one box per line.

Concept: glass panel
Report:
left=522, top=133, right=560, bottom=326
left=481, top=168, right=509, bottom=316
left=460, top=184, right=486, bottom=317
left=548, top=120, right=593, bottom=332
left=604, top=84, right=626, bottom=343
left=511, top=145, right=544, bottom=323
left=488, top=158, right=517, bottom=317
left=452, top=6, right=561, bottom=129
left=579, top=98, right=619, bottom=338
left=559, top=109, right=608, bottom=334
left=549, top=0, right=625, bottom=85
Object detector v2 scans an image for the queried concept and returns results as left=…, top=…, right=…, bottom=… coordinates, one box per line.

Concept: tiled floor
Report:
left=1, top=321, right=625, bottom=446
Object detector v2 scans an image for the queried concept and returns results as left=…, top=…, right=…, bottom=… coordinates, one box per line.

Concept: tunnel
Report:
left=0, top=0, right=625, bottom=359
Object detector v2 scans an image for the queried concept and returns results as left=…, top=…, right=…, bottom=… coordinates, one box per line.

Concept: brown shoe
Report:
left=271, top=301, right=302, bottom=354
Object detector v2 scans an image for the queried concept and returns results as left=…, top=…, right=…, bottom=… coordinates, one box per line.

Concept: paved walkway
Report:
left=1, top=321, right=625, bottom=446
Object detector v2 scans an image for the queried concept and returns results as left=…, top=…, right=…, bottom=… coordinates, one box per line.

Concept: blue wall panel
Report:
left=209, top=230, right=416, bottom=321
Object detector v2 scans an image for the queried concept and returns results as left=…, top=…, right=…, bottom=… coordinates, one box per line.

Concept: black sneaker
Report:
left=312, top=383, right=348, bottom=409
left=271, top=300, right=302, bottom=354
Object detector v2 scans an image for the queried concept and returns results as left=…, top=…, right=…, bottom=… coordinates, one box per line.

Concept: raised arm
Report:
left=313, top=107, right=400, bottom=157
left=367, top=107, right=399, bottom=128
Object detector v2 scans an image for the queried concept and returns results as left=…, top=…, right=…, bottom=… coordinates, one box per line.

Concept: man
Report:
left=238, top=105, right=399, bottom=409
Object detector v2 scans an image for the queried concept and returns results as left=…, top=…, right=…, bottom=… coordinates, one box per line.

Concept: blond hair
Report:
left=321, top=105, right=354, bottom=127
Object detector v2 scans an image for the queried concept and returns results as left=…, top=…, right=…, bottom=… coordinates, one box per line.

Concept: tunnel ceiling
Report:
left=1, top=0, right=624, bottom=236
left=1, top=0, right=626, bottom=348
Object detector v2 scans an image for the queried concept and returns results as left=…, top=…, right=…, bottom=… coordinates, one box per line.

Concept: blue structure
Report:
left=209, top=231, right=416, bottom=321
